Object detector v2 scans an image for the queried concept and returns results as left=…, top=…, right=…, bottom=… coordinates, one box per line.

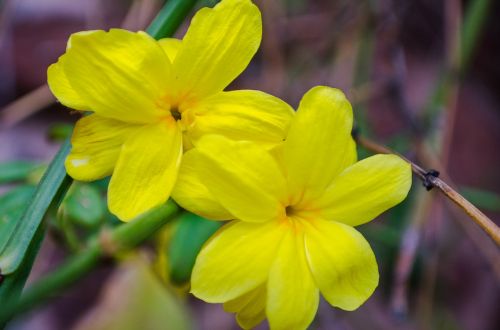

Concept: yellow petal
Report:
left=108, top=120, right=182, bottom=221
left=191, top=220, right=285, bottom=302
left=47, top=59, right=88, bottom=110
left=61, top=29, right=172, bottom=123
left=267, top=226, right=319, bottom=330
left=224, top=285, right=266, bottom=329
left=171, top=149, right=233, bottom=221
left=303, top=218, right=379, bottom=311
left=284, top=86, right=356, bottom=206
left=173, top=0, right=262, bottom=102
left=157, top=38, right=182, bottom=62
left=186, top=90, right=294, bottom=149
left=194, top=135, right=287, bottom=223
left=314, top=154, right=412, bottom=226
left=65, top=115, right=138, bottom=181
left=66, top=30, right=99, bottom=50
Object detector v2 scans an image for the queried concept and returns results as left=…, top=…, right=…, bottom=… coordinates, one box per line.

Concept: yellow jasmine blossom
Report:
left=47, top=0, right=293, bottom=221
left=173, top=86, right=412, bottom=329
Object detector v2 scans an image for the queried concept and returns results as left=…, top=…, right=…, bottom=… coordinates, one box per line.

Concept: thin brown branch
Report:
left=356, top=135, right=500, bottom=246
left=0, top=85, right=54, bottom=128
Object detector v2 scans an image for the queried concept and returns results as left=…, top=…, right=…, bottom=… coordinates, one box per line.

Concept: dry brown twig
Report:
left=355, top=135, right=500, bottom=246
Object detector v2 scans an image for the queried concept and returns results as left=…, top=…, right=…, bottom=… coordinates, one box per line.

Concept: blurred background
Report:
left=0, top=0, right=499, bottom=329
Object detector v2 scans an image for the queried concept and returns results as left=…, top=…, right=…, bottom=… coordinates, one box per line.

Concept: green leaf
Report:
left=0, top=161, right=41, bottom=184
left=0, top=140, right=72, bottom=275
left=0, top=186, right=36, bottom=252
left=460, top=186, right=500, bottom=212
left=0, top=225, right=45, bottom=328
left=168, top=213, right=221, bottom=284
left=61, top=183, right=106, bottom=229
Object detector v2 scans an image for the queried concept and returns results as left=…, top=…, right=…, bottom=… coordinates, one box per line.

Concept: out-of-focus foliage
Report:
left=59, top=183, right=105, bottom=229
left=73, top=255, right=192, bottom=330
left=0, top=161, right=41, bottom=184
left=461, top=186, right=500, bottom=212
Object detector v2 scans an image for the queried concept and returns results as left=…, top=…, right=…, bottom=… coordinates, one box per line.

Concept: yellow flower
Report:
left=47, top=0, right=294, bottom=221
left=173, top=86, right=412, bottom=329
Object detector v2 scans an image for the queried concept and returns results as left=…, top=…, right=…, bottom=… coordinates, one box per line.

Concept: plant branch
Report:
left=146, top=0, right=198, bottom=37
left=355, top=135, right=500, bottom=246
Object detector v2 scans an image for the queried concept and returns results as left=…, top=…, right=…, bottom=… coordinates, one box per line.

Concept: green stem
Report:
left=147, top=0, right=199, bottom=38
left=460, top=0, right=491, bottom=71
left=0, top=203, right=180, bottom=324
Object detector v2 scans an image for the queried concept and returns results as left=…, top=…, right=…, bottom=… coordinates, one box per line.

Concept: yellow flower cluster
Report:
left=47, top=0, right=412, bottom=329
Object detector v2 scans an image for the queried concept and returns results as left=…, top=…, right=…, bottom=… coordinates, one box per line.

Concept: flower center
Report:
left=171, top=107, right=182, bottom=121
left=285, top=205, right=297, bottom=217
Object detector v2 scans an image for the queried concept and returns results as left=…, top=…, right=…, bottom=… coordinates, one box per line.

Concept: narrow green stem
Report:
left=147, top=0, right=199, bottom=38
left=460, top=0, right=491, bottom=71
left=0, top=203, right=180, bottom=324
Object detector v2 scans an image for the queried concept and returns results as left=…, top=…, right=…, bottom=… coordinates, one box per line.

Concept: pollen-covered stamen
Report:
left=171, top=107, right=182, bottom=121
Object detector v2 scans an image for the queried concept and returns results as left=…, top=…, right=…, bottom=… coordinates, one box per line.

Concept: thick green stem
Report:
left=147, top=0, right=199, bottom=38
left=0, top=203, right=180, bottom=324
